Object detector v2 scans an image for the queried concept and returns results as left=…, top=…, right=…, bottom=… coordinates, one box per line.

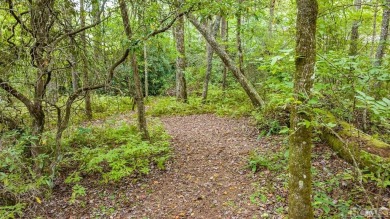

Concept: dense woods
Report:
left=0, top=0, right=389, bottom=218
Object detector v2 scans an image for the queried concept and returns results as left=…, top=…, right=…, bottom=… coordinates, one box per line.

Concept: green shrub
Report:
left=63, top=120, right=171, bottom=184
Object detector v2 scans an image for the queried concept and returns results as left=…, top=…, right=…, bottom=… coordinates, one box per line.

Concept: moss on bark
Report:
left=317, top=109, right=390, bottom=174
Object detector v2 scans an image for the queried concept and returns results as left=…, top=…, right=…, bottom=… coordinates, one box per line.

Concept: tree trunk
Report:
left=187, top=14, right=264, bottom=108
left=288, top=0, right=318, bottom=218
left=119, top=0, right=149, bottom=140
left=221, top=17, right=228, bottom=90
left=236, top=0, right=244, bottom=74
left=202, top=16, right=221, bottom=103
left=375, top=0, right=390, bottom=66
left=268, top=0, right=276, bottom=37
left=317, top=110, right=390, bottom=176
left=144, top=42, right=148, bottom=99
left=80, top=0, right=92, bottom=120
left=349, top=0, right=361, bottom=56
left=69, top=37, right=79, bottom=92
left=29, top=0, right=55, bottom=163
left=174, top=13, right=188, bottom=103
left=370, top=0, right=379, bottom=58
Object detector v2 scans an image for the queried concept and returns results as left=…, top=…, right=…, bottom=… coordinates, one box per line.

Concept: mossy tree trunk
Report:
left=288, top=0, right=318, bottom=218
left=221, top=16, right=228, bottom=90
left=317, top=110, right=390, bottom=175
left=174, top=5, right=188, bottom=103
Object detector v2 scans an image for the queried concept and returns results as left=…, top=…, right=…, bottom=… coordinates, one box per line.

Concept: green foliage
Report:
left=148, top=87, right=253, bottom=117
left=0, top=131, right=51, bottom=218
left=0, top=203, right=25, bottom=219
left=63, top=120, right=171, bottom=184
left=247, top=150, right=287, bottom=173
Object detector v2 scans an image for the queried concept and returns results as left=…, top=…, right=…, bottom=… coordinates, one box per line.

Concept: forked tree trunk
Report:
left=80, top=0, right=92, bottom=120
left=288, top=0, right=318, bottom=218
left=187, top=14, right=264, bottom=108
left=374, top=0, right=390, bottom=66
left=119, top=0, right=149, bottom=140
left=174, top=13, right=188, bottom=103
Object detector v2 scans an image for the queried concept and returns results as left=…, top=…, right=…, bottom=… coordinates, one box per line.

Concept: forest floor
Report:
left=27, top=114, right=389, bottom=218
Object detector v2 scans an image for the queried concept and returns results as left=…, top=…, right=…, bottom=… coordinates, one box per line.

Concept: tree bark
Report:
left=268, top=0, right=276, bottom=37
left=144, top=42, right=148, bottom=99
left=69, top=36, right=79, bottom=92
left=29, top=0, right=55, bottom=161
left=187, top=14, right=264, bottom=108
left=288, top=0, right=318, bottom=218
left=374, top=0, right=390, bottom=66
left=236, top=0, right=244, bottom=74
left=349, top=0, right=361, bottom=56
left=370, top=0, right=379, bottom=58
left=174, top=13, right=188, bottom=103
left=221, top=17, right=228, bottom=90
left=80, top=0, right=92, bottom=120
left=202, top=16, right=221, bottom=103
left=119, top=0, right=149, bottom=140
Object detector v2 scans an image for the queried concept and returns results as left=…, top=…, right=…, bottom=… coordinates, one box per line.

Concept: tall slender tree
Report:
left=236, top=0, right=244, bottom=74
left=118, top=0, right=149, bottom=140
left=374, top=0, right=390, bottom=66
left=221, top=16, right=228, bottom=90
left=288, top=0, right=318, bottom=218
left=202, top=16, right=221, bottom=102
left=81, top=0, right=92, bottom=120
left=174, top=6, right=188, bottom=103
left=349, top=0, right=362, bottom=56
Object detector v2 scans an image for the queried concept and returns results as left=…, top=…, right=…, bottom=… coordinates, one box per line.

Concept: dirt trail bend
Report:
left=125, top=114, right=264, bottom=218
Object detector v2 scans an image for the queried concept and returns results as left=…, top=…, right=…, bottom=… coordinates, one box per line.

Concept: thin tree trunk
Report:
left=80, top=0, right=92, bottom=120
left=187, top=14, right=264, bottom=108
left=221, top=17, right=228, bottom=90
left=119, top=0, right=149, bottom=140
left=69, top=37, right=79, bottom=92
left=288, top=0, right=318, bottom=218
left=236, top=0, right=244, bottom=74
left=174, top=13, right=188, bottom=103
left=269, top=0, right=276, bottom=36
left=374, top=0, right=390, bottom=66
left=202, top=16, right=221, bottom=103
left=349, top=0, right=361, bottom=56
left=370, top=0, right=379, bottom=58
left=144, top=42, right=148, bottom=99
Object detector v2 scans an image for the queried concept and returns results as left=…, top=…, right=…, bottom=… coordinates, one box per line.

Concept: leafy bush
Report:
left=63, top=120, right=171, bottom=184
left=0, top=131, right=51, bottom=218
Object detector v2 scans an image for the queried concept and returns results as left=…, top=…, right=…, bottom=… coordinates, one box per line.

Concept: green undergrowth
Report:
left=247, top=141, right=389, bottom=218
left=147, top=87, right=255, bottom=118
left=0, top=116, right=171, bottom=218
left=62, top=118, right=171, bottom=183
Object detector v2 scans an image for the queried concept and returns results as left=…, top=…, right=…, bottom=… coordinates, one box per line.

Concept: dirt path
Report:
left=30, top=114, right=285, bottom=218
left=122, top=114, right=262, bottom=218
